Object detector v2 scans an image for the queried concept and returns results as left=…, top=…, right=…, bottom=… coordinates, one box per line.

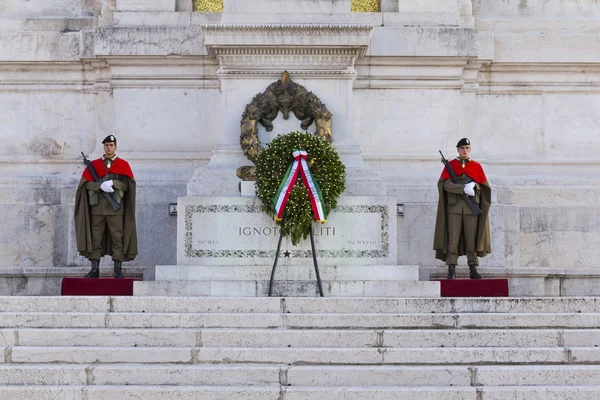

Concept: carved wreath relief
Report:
left=237, top=71, right=333, bottom=180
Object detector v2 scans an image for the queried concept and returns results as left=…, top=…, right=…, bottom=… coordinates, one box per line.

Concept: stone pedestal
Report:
left=186, top=22, right=387, bottom=198
left=138, top=195, right=440, bottom=296
left=177, top=196, right=397, bottom=266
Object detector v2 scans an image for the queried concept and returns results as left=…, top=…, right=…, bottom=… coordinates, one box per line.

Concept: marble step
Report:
left=5, top=346, right=599, bottom=364
left=4, top=328, right=600, bottom=348
left=133, top=280, right=441, bottom=297
left=3, top=385, right=600, bottom=400
left=4, top=296, right=600, bottom=314
left=154, top=264, right=421, bottom=281
left=2, top=312, right=600, bottom=329
left=3, top=365, right=600, bottom=387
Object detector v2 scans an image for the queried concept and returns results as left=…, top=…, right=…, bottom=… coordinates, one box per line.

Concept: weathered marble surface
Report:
left=177, top=196, right=397, bottom=266
left=1, top=0, right=600, bottom=291
left=0, top=0, right=82, bottom=16
left=134, top=279, right=440, bottom=297
left=223, top=0, right=351, bottom=14
left=116, top=0, right=176, bottom=12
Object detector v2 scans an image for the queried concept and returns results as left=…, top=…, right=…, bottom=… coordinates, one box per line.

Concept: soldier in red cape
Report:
left=433, top=138, right=491, bottom=279
left=74, top=135, right=137, bottom=278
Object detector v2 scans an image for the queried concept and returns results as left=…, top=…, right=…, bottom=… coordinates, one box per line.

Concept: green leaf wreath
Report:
left=255, top=131, right=346, bottom=245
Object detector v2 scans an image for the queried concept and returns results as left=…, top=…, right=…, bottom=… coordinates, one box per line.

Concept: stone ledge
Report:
left=0, top=16, right=94, bottom=32
left=0, top=267, right=151, bottom=296
left=428, top=267, right=600, bottom=297
left=368, top=27, right=479, bottom=57
left=94, top=26, right=207, bottom=56
left=134, top=280, right=440, bottom=297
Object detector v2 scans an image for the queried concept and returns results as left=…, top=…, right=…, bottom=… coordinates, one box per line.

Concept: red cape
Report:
left=82, top=158, right=134, bottom=181
left=440, top=159, right=487, bottom=184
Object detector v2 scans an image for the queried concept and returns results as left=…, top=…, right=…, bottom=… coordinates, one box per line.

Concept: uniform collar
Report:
left=456, top=157, right=471, bottom=167
left=102, top=154, right=118, bottom=161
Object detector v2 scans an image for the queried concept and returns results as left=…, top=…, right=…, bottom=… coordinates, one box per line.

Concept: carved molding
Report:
left=201, top=23, right=374, bottom=34
left=201, top=23, right=373, bottom=75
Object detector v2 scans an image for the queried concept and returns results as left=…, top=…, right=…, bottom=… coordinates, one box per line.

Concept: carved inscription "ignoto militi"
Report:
left=238, top=226, right=336, bottom=237
left=184, top=204, right=390, bottom=260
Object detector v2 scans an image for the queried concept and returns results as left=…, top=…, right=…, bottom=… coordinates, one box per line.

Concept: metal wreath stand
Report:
left=268, top=229, right=324, bottom=297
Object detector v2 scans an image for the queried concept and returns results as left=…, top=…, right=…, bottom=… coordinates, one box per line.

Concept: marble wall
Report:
left=1, top=0, right=599, bottom=281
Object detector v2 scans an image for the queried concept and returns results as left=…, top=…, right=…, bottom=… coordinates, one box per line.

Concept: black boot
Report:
left=114, top=260, right=124, bottom=279
left=469, top=265, right=482, bottom=279
left=84, top=260, right=100, bottom=278
left=447, top=264, right=456, bottom=280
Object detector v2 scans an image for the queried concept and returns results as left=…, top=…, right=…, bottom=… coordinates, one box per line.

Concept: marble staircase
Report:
left=1, top=296, right=600, bottom=399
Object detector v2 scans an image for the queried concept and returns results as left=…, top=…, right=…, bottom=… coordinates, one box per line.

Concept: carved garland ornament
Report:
left=237, top=71, right=333, bottom=180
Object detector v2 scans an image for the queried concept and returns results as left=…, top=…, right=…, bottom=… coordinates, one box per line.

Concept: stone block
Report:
left=112, top=88, right=219, bottom=151
left=380, top=0, right=398, bottom=12
left=368, top=27, right=478, bottom=57
left=154, top=264, right=420, bottom=281
left=176, top=0, right=193, bottom=12
left=200, top=329, right=379, bottom=348
left=90, top=364, right=281, bottom=386
left=474, top=0, right=600, bottom=19
left=112, top=296, right=282, bottom=313
left=0, top=0, right=82, bottom=16
left=457, top=313, right=600, bottom=329
left=570, top=348, right=600, bottom=363
left=0, top=16, right=94, bottom=32
left=475, top=365, right=600, bottom=386
left=196, top=347, right=383, bottom=365
left=284, top=387, right=476, bottom=400
left=106, top=312, right=283, bottom=328
left=133, top=281, right=211, bottom=296
left=284, top=313, right=457, bottom=329
left=381, top=347, right=567, bottom=365
left=0, top=32, right=81, bottom=62
left=362, top=281, right=440, bottom=297
left=382, top=12, right=459, bottom=26
left=11, top=346, right=193, bottom=364
left=563, top=330, right=600, bottom=347
left=287, top=365, right=471, bottom=386
left=0, top=92, right=104, bottom=158
left=382, top=329, right=559, bottom=348
left=0, top=365, right=87, bottom=385
left=223, top=0, right=351, bottom=14
left=239, top=181, right=255, bottom=197
left=113, top=11, right=192, bottom=25
left=0, top=387, right=83, bottom=400
left=116, top=0, right=176, bottom=12
left=0, top=330, right=15, bottom=346
left=481, top=387, right=600, bottom=400
left=397, top=0, right=458, bottom=14
left=135, top=279, right=437, bottom=297
left=0, top=205, right=54, bottom=267
left=15, top=328, right=198, bottom=347
left=0, top=312, right=106, bottom=328
left=94, top=26, right=207, bottom=56
left=177, top=196, right=397, bottom=266
left=0, top=296, right=109, bottom=313
left=84, top=387, right=280, bottom=400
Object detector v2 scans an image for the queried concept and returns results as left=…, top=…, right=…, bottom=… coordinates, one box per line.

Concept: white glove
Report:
left=100, top=180, right=114, bottom=193
left=463, top=182, right=475, bottom=196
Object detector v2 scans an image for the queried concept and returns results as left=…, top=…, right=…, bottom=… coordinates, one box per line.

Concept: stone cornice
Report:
left=3, top=58, right=600, bottom=92
left=200, top=23, right=374, bottom=34
left=477, top=62, right=600, bottom=94
left=201, top=23, right=373, bottom=78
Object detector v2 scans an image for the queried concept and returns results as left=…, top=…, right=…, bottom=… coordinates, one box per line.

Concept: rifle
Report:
left=439, top=150, right=482, bottom=216
left=81, top=152, right=121, bottom=212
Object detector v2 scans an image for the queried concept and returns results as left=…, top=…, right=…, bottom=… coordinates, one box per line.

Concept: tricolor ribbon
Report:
left=273, top=149, right=327, bottom=223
